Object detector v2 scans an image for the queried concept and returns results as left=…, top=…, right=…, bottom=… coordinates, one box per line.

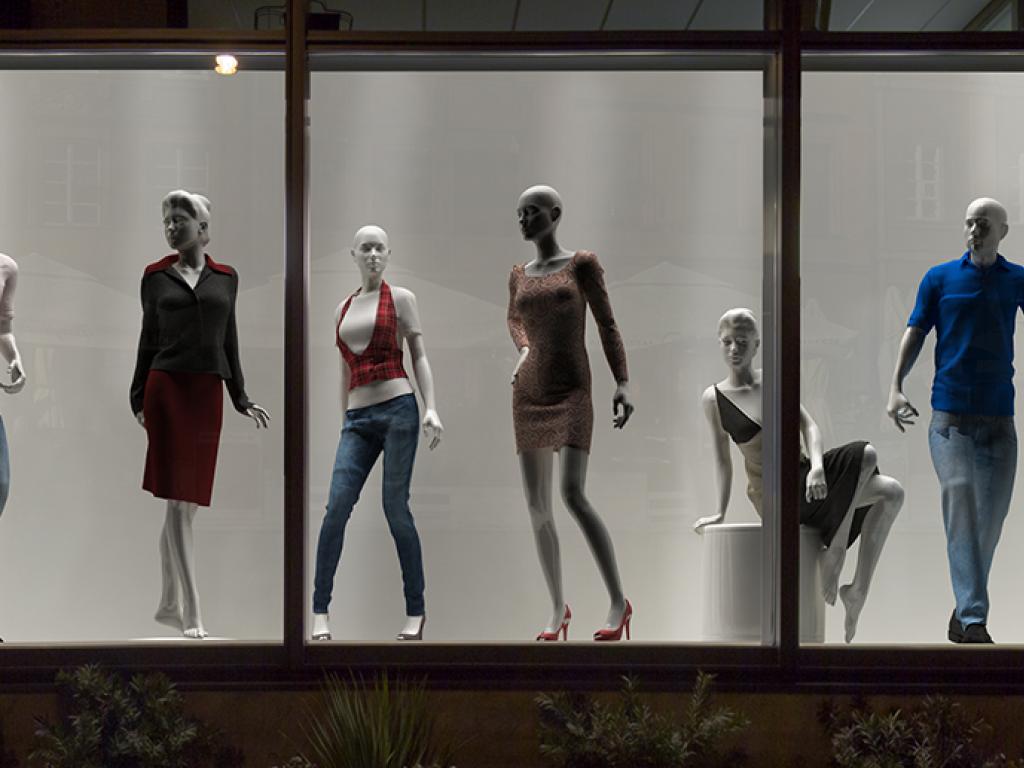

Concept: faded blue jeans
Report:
left=0, top=417, right=9, bottom=517
left=928, top=410, right=1017, bottom=628
left=312, top=394, right=424, bottom=616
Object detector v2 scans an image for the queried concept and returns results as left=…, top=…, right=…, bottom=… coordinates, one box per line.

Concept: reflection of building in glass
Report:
left=41, top=141, right=102, bottom=227
left=148, top=143, right=210, bottom=197
left=910, top=144, right=942, bottom=222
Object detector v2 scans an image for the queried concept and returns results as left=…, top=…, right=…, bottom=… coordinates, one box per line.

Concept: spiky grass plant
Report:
left=820, top=695, right=1024, bottom=768
left=536, top=672, right=747, bottom=768
left=296, top=673, right=456, bottom=768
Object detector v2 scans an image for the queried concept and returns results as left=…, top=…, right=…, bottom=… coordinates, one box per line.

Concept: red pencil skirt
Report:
left=142, top=370, right=224, bottom=506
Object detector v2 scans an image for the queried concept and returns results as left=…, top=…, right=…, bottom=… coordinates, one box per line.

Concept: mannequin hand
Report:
left=1, top=360, right=25, bottom=394
left=805, top=466, right=828, bottom=502
left=886, top=390, right=918, bottom=433
left=612, top=383, right=634, bottom=429
left=694, top=513, right=724, bottom=533
left=245, top=403, right=271, bottom=429
left=422, top=409, right=443, bottom=450
left=511, top=347, right=530, bottom=385
left=135, top=411, right=146, bottom=428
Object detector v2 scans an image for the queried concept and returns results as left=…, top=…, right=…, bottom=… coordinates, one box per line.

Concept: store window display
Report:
left=507, top=185, right=635, bottom=642
left=131, top=190, right=271, bottom=639
left=696, top=309, right=903, bottom=642
left=887, top=197, right=1021, bottom=644
left=312, top=225, right=443, bottom=642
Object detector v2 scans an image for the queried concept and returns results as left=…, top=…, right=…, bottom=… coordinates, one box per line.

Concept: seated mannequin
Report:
left=694, top=308, right=904, bottom=642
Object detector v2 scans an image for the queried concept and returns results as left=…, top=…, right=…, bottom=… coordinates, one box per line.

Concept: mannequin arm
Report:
left=886, top=326, right=926, bottom=432
left=0, top=320, right=24, bottom=394
left=695, top=386, right=732, bottom=532
left=407, top=334, right=443, bottom=450
left=335, top=303, right=350, bottom=415
left=799, top=405, right=827, bottom=501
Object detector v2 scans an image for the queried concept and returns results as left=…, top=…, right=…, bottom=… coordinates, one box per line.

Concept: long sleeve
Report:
left=222, top=270, right=253, bottom=414
left=130, top=275, right=160, bottom=415
left=577, top=251, right=628, bottom=384
left=507, top=266, right=529, bottom=351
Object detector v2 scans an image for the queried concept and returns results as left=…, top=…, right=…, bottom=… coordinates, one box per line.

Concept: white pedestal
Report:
left=699, top=522, right=826, bottom=643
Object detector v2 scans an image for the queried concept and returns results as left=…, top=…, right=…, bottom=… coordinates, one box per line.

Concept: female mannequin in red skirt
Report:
left=131, top=190, right=270, bottom=639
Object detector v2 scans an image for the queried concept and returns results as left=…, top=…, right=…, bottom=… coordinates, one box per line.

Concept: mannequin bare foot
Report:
left=182, top=625, right=208, bottom=640
left=396, top=615, right=425, bottom=641
left=820, top=546, right=845, bottom=605
left=839, top=584, right=864, bottom=643
left=312, top=613, right=331, bottom=641
left=154, top=603, right=183, bottom=632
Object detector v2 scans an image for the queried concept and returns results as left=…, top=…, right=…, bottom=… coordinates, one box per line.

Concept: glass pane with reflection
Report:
left=0, top=67, right=284, bottom=643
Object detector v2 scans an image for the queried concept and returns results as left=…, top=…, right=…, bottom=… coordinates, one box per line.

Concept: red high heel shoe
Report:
left=536, top=604, right=572, bottom=642
left=593, top=599, right=632, bottom=642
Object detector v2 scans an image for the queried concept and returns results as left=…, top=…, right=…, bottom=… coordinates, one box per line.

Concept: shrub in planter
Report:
left=29, top=664, right=243, bottom=768
left=536, top=672, right=747, bottom=768
left=819, top=695, right=1024, bottom=768
left=279, top=673, right=456, bottom=768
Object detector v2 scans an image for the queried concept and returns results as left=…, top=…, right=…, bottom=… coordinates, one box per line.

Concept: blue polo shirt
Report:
left=908, top=252, right=1024, bottom=416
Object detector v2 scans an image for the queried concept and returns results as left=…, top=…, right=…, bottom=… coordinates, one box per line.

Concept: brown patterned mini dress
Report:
left=507, top=250, right=629, bottom=454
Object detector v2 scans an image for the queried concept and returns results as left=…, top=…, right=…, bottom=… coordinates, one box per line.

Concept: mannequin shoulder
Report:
left=0, top=253, right=17, bottom=274
left=205, top=256, right=237, bottom=277
left=389, top=284, right=417, bottom=304
left=143, top=254, right=177, bottom=276
left=701, top=384, right=725, bottom=426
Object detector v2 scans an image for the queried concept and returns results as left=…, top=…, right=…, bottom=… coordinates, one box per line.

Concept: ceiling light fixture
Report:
left=215, top=54, right=238, bottom=75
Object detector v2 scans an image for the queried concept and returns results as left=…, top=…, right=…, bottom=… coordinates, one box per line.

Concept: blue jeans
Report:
left=928, top=410, right=1017, bottom=627
left=0, top=417, right=9, bottom=517
left=313, top=394, right=424, bottom=616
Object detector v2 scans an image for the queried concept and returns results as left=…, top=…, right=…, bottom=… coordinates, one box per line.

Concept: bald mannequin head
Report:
left=351, top=224, right=391, bottom=279
left=516, top=185, right=564, bottom=243
left=965, top=198, right=1009, bottom=265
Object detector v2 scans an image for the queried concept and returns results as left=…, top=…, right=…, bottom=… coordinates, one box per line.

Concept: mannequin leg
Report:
left=164, top=500, right=205, bottom=638
left=519, top=448, right=565, bottom=633
left=820, top=444, right=879, bottom=606
left=380, top=397, right=424, bottom=629
left=559, top=446, right=626, bottom=627
left=838, top=473, right=904, bottom=642
left=0, top=416, right=10, bottom=518
left=154, top=521, right=182, bottom=631
left=311, top=416, right=382, bottom=637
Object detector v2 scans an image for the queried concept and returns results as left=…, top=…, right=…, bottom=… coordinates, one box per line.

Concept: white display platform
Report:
left=700, top=522, right=826, bottom=643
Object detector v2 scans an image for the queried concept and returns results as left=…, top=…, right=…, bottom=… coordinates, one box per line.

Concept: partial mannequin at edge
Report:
left=508, top=184, right=635, bottom=642
left=0, top=251, right=25, bottom=644
left=311, top=225, right=443, bottom=643
left=887, top=197, right=1021, bottom=644
left=0, top=251, right=25, bottom=518
left=695, top=309, right=903, bottom=643
left=131, top=189, right=270, bottom=640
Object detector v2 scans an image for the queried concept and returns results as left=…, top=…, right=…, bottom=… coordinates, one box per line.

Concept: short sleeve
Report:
left=0, top=255, right=17, bottom=322
left=907, top=269, right=938, bottom=334
left=392, top=286, right=423, bottom=338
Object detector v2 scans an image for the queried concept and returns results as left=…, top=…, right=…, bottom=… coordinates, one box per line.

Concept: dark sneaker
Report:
left=948, top=611, right=993, bottom=644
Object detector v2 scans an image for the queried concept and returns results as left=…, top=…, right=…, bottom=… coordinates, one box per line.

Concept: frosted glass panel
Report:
left=0, top=70, right=285, bottom=643
left=308, top=70, right=764, bottom=642
left=803, top=72, right=1024, bottom=644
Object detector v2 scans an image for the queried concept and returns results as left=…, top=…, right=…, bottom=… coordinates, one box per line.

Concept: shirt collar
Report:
left=960, top=251, right=1009, bottom=272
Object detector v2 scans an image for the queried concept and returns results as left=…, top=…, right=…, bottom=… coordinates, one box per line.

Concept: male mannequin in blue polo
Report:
left=887, top=197, right=1024, bottom=643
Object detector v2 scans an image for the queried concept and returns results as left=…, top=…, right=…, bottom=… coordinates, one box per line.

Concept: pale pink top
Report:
left=0, top=254, right=18, bottom=323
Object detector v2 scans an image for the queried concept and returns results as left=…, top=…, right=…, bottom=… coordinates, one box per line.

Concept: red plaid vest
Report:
left=335, top=280, right=409, bottom=390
